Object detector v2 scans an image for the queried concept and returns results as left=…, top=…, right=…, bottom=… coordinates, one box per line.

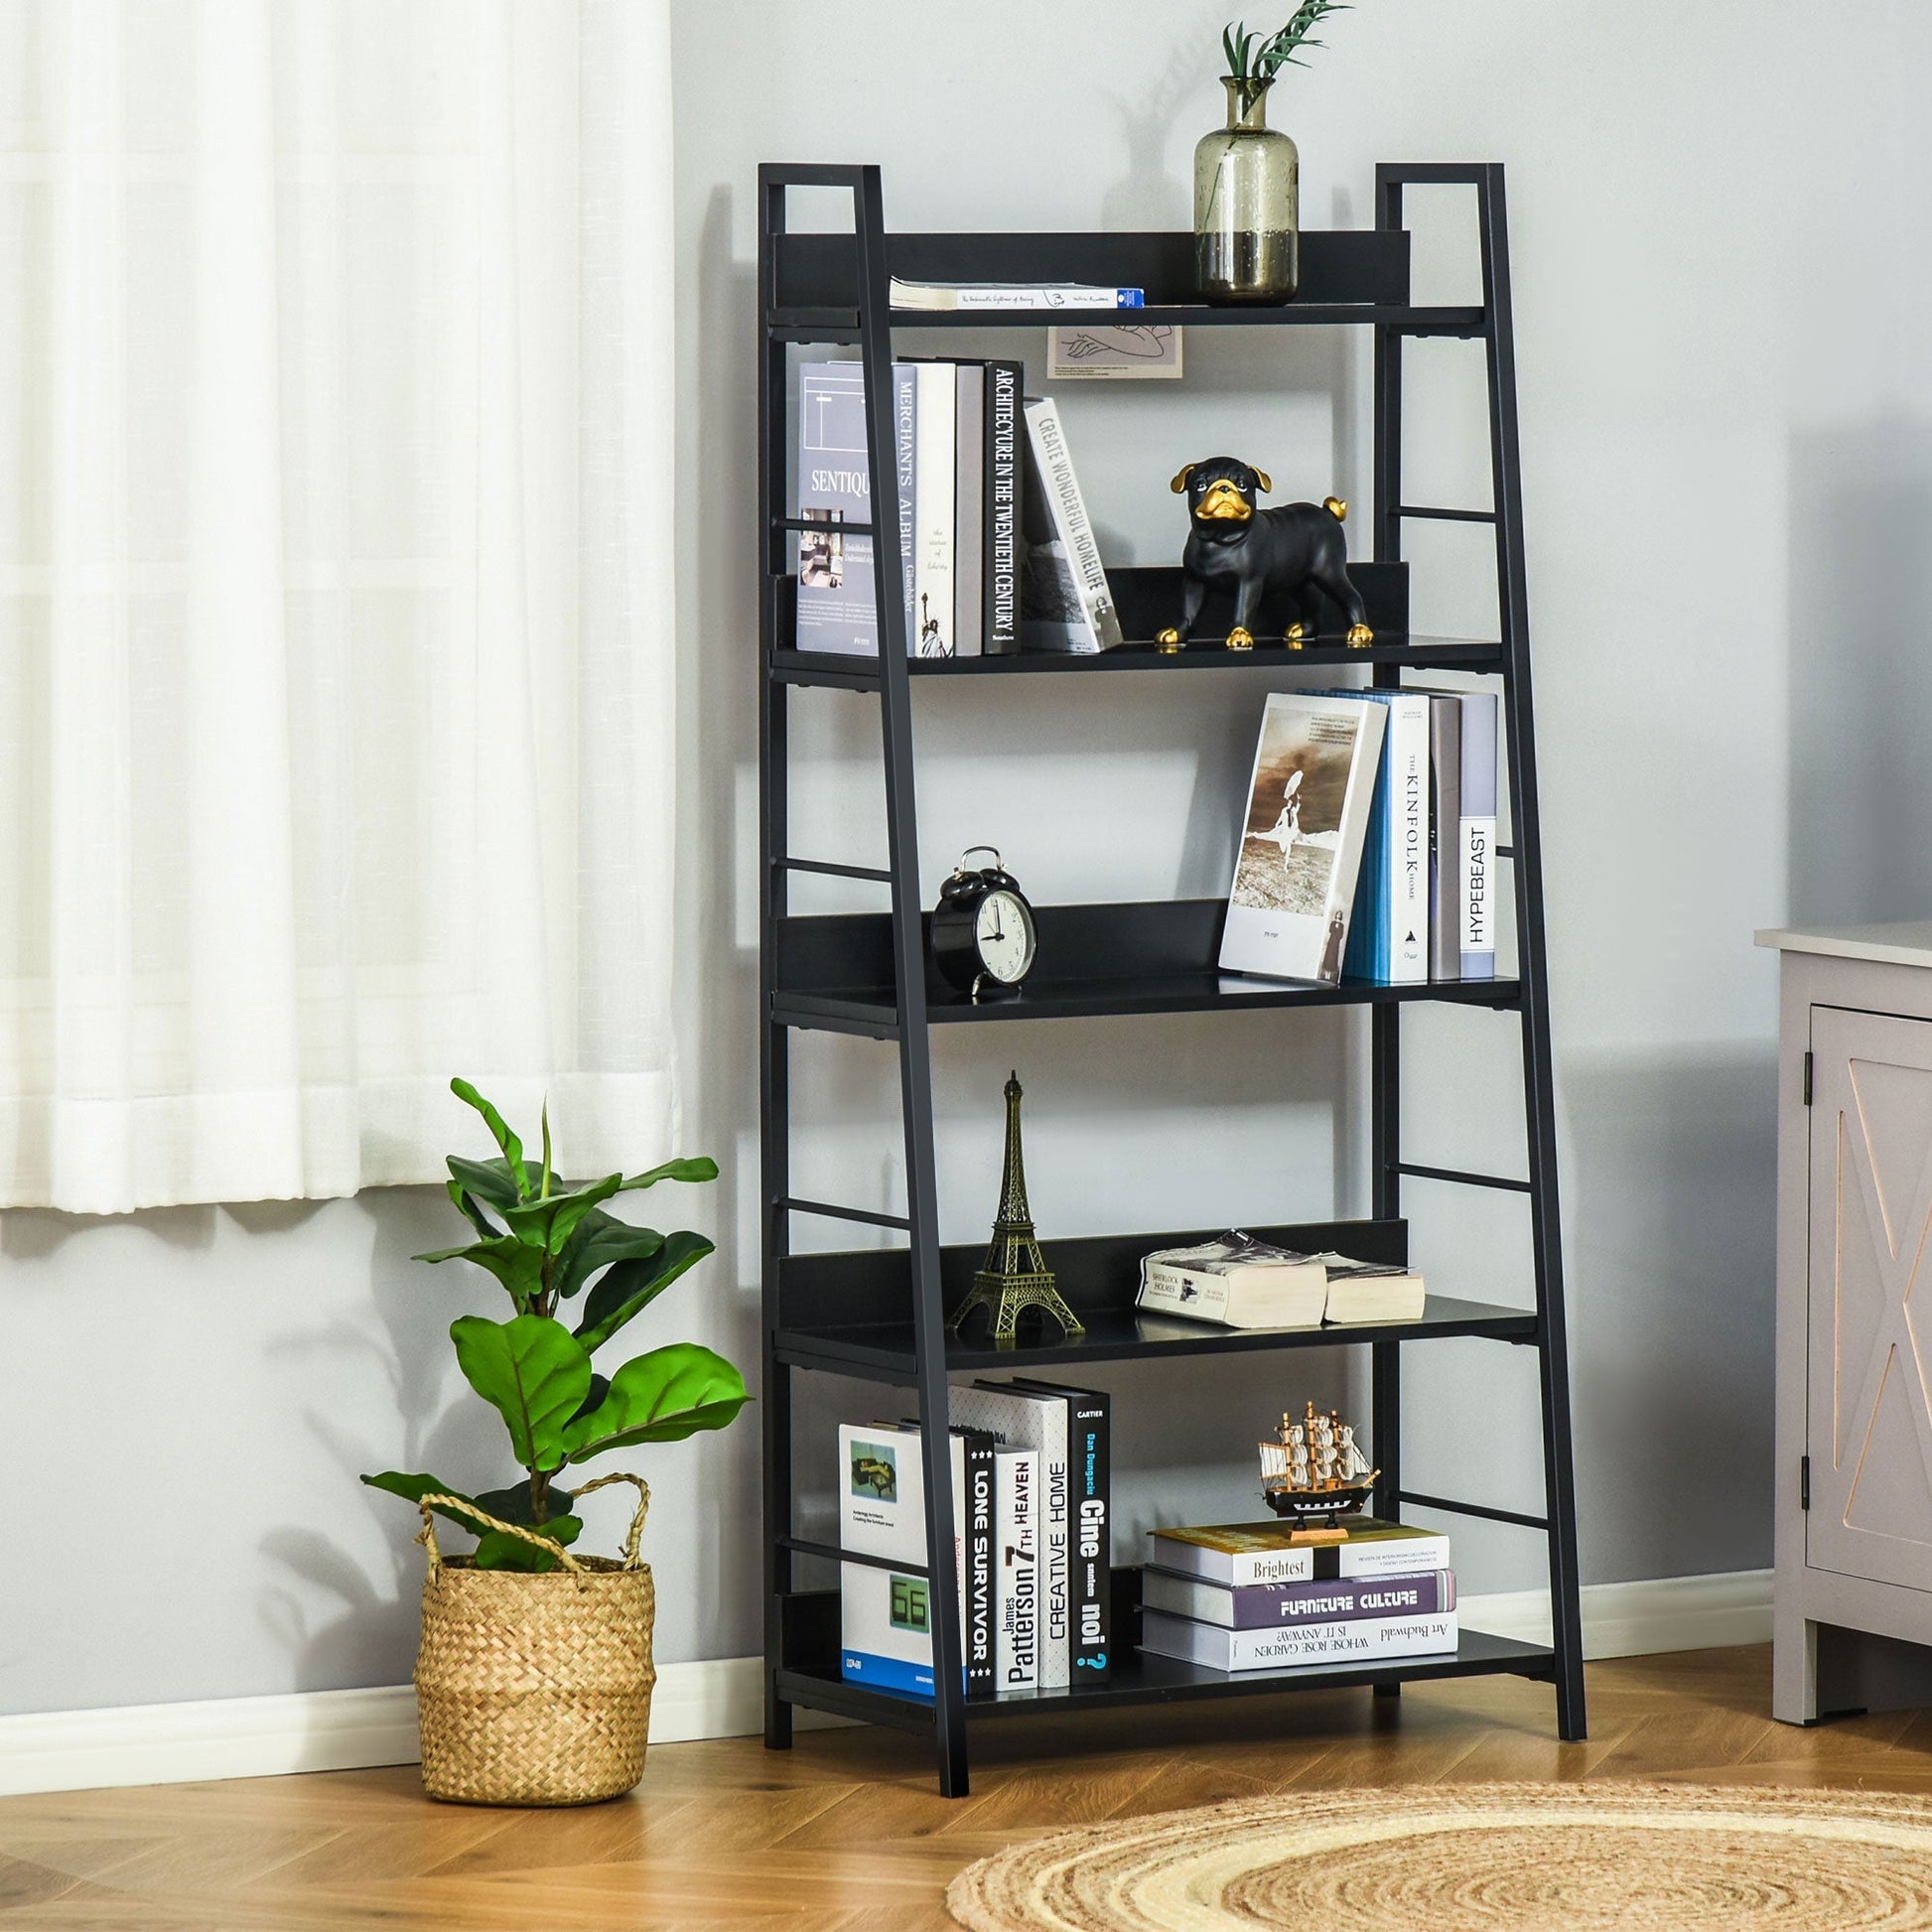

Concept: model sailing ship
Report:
left=1259, top=1402, right=1379, bottom=1530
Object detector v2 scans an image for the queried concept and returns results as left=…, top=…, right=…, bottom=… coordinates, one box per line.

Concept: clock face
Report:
left=976, top=890, right=1035, bottom=984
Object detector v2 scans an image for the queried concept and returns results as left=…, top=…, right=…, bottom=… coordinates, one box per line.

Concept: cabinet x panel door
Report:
left=1808, top=1004, right=1932, bottom=1590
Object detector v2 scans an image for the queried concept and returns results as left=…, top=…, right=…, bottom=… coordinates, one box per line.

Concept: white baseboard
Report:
left=0, top=1568, right=1772, bottom=1799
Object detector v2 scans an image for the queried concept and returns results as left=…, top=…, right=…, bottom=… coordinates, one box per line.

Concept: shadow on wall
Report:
left=1787, top=416, right=1932, bottom=924
left=256, top=1188, right=499, bottom=1693
left=1561, top=1042, right=1777, bottom=1584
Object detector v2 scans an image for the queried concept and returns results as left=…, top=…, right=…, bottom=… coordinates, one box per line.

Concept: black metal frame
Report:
left=758, top=160, right=1584, bottom=1798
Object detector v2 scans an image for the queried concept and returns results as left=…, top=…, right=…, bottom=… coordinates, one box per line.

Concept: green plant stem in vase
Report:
left=1195, top=5, right=1351, bottom=306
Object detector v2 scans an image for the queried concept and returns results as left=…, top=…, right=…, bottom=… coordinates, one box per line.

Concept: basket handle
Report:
left=415, top=1472, right=650, bottom=1580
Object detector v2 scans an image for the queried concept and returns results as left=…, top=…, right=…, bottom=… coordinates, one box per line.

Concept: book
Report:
left=952, top=364, right=985, bottom=658
left=1219, top=692, right=1388, bottom=985
left=1311, top=1251, right=1427, bottom=1324
left=1136, top=1231, right=1329, bottom=1329
left=1459, top=691, right=1499, bottom=979
left=794, top=361, right=878, bottom=657
left=995, top=1447, right=1039, bottom=1691
left=1139, top=1607, right=1459, bottom=1672
left=1148, top=1516, right=1451, bottom=1587
left=1014, top=1379, right=1110, bottom=1679
left=983, top=360, right=1022, bottom=653
left=1019, top=397, right=1123, bottom=654
left=891, top=277, right=1145, bottom=312
left=1427, top=694, right=1462, bottom=980
left=910, top=361, right=956, bottom=658
left=839, top=1422, right=983, bottom=1697
left=1330, top=689, right=1430, bottom=986
left=892, top=362, right=918, bottom=645
left=838, top=1423, right=954, bottom=1697
left=958, top=1428, right=996, bottom=1696
left=950, top=1382, right=1074, bottom=1689
left=1141, top=1567, right=1455, bottom=1629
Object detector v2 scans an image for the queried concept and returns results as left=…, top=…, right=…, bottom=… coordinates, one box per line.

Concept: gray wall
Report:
left=7, top=0, right=1932, bottom=1717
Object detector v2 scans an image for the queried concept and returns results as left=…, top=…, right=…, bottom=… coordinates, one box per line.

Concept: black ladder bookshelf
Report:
left=758, top=161, right=1584, bottom=1798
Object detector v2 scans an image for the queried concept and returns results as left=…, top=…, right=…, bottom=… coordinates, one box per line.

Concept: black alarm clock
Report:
left=931, top=847, right=1038, bottom=1000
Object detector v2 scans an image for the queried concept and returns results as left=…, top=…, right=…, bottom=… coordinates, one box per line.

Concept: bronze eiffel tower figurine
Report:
left=947, top=1072, right=1085, bottom=1346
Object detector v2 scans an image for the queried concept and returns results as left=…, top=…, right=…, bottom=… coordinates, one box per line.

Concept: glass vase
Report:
left=1193, top=76, right=1299, bottom=305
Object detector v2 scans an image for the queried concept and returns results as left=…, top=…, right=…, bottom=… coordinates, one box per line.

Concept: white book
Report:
left=1459, top=692, right=1499, bottom=980
left=947, top=1383, right=1073, bottom=1688
left=911, top=362, right=956, bottom=659
left=995, top=1448, right=1039, bottom=1692
left=1139, top=1608, right=1459, bottom=1673
left=892, top=277, right=1146, bottom=312
left=1136, top=1232, right=1328, bottom=1329
left=1220, top=692, right=1388, bottom=985
left=1311, top=1251, right=1427, bottom=1324
left=838, top=1423, right=969, bottom=1696
left=1020, top=397, right=1123, bottom=654
left=1148, top=1517, right=1451, bottom=1587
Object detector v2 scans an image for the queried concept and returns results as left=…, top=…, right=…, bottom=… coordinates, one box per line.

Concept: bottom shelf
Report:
left=775, top=1627, right=1556, bottom=1731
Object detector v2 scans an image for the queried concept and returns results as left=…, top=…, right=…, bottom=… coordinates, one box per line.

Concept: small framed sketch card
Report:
left=1048, top=323, right=1182, bottom=380
left=1220, top=692, right=1386, bottom=984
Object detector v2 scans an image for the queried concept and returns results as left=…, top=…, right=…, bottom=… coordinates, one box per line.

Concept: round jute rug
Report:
left=946, top=1781, right=1932, bottom=1932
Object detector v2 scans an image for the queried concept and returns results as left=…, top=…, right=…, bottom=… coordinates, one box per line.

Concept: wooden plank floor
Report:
left=4, top=1647, right=1932, bottom=1931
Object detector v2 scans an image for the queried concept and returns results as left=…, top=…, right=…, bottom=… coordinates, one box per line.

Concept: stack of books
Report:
left=839, top=1378, right=1112, bottom=1699
left=1220, top=687, right=1500, bottom=988
left=793, top=360, right=1120, bottom=661
left=1135, top=1232, right=1426, bottom=1330
left=1140, top=1517, right=1456, bottom=1672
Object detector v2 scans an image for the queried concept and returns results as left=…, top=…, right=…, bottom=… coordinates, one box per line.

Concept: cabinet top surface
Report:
left=1755, top=921, right=1932, bottom=969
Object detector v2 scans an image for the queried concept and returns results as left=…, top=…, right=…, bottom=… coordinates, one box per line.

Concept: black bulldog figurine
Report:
left=1157, top=457, right=1374, bottom=652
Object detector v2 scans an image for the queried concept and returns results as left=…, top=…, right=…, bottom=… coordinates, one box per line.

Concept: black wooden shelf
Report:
left=774, top=1627, right=1555, bottom=1728
left=774, top=897, right=1519, bottom=1037
left=758, top=162, right=1587, bottom=1797
left=773, top=1219, right=1537, bottom=1384
left=770, top=635, right=1506, bottom=689
left=769, top=226, right=1488, bottom=339
left=775, top=1295, right=1537, bottom=1383
left=773, top=971, right=1520, bottom=1036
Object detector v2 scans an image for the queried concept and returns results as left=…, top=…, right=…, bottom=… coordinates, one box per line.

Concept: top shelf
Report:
left=769, top=229, right=1486, bottom=337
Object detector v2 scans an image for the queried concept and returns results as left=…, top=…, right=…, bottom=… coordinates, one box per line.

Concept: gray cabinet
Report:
left=1761, top=923, right=1932, bottom=1722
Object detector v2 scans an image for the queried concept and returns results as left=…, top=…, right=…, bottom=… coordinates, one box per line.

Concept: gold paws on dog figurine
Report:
left=1346, top=623, right=1375, bottom=648
left=1286, top=621, right=1306, bottom=651
left=1155, top=628, right=1183, bottom=654
left=1226, top=626, right=1256, bottom=651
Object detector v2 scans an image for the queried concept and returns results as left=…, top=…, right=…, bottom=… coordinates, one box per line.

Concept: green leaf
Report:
left=568, top=1375, right=611, bottom=1426
left=451, top=1314, right=595, bottom=1473
left=447, top=1155, right=525, bottom=1213
left=574, top=1230, right=715, bottom=1354
left=361, top=1470, right=499, bottom=1541
left=415, top=1234, right=546, bottom=1310
left=451, top=1079, right=526, bottom=1191
left=553, top=1209, right=666, bottom=1303
left=618, top=1155, right=720, bottom=1192
left=563, top=1343, right=751, bottom=1462
left=500, top=1172, right=626, bottom=1257
left=539, top=1099, right=554, bottom=1201
left=473, top=1479, right=577, bottom=1526
left=474, top=1515, right=582, bottom=1572
left=446, top=1179, right=500, bottom=1242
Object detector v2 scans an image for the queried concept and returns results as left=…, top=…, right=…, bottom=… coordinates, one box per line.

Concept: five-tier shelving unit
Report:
left=757, top=161, right=1584, bottom=1797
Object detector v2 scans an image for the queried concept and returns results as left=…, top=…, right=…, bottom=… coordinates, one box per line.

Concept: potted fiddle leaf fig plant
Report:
left=364, top=1078, right=750, bottom=1807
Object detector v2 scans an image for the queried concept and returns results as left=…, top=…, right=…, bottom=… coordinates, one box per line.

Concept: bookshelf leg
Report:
left=1374, top=1682, right=1403, bottom=1701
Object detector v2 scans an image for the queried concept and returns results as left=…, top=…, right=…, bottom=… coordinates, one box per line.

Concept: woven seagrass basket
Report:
left=412, top=1472, right=656, bottom=1807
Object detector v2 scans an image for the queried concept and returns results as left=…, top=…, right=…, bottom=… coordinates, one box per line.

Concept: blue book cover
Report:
left=794, top=362, right=877, bottom=656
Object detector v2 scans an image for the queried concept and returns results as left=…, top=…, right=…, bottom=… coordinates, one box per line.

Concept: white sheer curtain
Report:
left=0, top=1, right=678, bottom=1212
